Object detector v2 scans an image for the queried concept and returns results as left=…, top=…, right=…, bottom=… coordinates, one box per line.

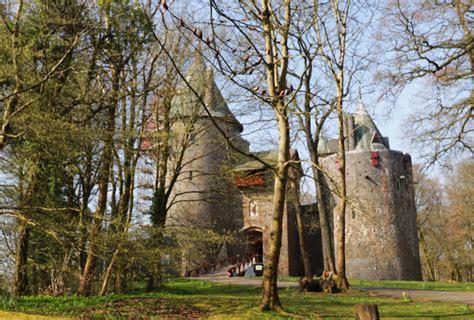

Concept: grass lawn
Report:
left=349, top=278, right=474, bottom=292
left=0, top=310, right=69, bottom=320
left=279, top=276, right=474, bottom=292
left=1, top=279, right=472, bottom=319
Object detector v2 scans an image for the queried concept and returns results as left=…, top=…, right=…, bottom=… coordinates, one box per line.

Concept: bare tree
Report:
left=152, top=0, right=295, bottom=310
left=293, top=0, right=373, bottom=290
left=414, top=168, right=444, bottom=281
left=415, top=160, right=474, bottom=282
left=292, top=9, right=336, bottom=275
left=78, top=1, right=152, bottom=295
left=378, top=0, right=473, bottom=167
left=288, top=167, right=314, bottom=281
left=330, top=0, right=351, bottom=290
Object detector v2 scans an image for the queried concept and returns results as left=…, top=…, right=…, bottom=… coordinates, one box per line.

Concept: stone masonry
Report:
left=320, top=100, right=423, bottom=280
left=167, top=50, right=421, bottom=280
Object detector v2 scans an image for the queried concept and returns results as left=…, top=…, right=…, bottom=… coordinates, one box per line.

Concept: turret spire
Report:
left=355, top=91, right=370, bottom=116
left=353, top=94, right=389, bottom=150
left=171, top=47, right=243, bottom=132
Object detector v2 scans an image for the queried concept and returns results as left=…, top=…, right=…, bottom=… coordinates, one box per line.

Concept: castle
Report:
left=319, top=101, right=422, bottom=280
left=166, top=53, right=422, bottom=280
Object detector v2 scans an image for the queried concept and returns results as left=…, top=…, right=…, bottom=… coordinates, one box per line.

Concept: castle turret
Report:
left=352, top=100, right=389, bottom=151
left=171, top=52, right=244, bottom=132
left=321, top=99, right=422, bottom=280
left=167, top=51, right=248, bottom=273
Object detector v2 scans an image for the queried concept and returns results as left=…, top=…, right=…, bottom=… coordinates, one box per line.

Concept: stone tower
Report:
left=320, top=99, right=422, bottom=280
left=167, top=52, right=249, bottom=273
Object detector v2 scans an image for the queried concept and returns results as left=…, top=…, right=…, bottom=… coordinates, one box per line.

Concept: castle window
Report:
left=352, top=211, right=356, bottom=219
left=249, top=200, right=258, bottom=217
left=188, top=171, right=193, bottom=180
left=396, top=180, right=400, bottom=191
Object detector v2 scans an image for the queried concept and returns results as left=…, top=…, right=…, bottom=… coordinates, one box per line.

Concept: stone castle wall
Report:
left=239, top=169, right=305, bottom=276
left=167, top=53, right=313, bottom=276
left=167, top=117, right=247, bottom=271
left=322, top=149, right=422, bottom=280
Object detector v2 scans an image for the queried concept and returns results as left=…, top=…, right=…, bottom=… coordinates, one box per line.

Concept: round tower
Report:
left=167, top=52, right=249, bottom=272
left=321, top=100, right=422, bottom=280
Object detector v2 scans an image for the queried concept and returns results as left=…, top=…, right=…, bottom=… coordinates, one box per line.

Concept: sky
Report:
left=370, top=86, right=417, bottom=157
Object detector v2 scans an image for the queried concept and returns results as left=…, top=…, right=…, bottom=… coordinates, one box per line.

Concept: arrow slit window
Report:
left=249, top=200, right=258, bottom=217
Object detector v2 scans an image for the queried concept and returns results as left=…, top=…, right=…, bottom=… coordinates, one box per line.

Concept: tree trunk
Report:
left=0, top=1, right=22, bottom=150
left=99, top=248, right=119, bottom=296
left=334, top=84, right=349, bottom=291
left=78, top=141, right=114, bottom=294
left=418, top=228, right=436, bottom=281
left=355, top=304, right=380, bottom=320
left=289, top=174, right=313, bottom=280
left=0, top=95, right=18, bottom=150
left=313, top=166, right=336, bottom=273
left=260, top=166, right=285, bottom=311
left=14, top=221, right=30, bottom=296
left=299, top=53, right=336, bottom=275
left=331, top=0, right=351, bottom=289
left=259, top=0, right=291, bottom=310
left=260, top=111, right=290, bottom=311
left=78, top=75, right=117, bottom=295
left=101, top=181, right=136, bottom=296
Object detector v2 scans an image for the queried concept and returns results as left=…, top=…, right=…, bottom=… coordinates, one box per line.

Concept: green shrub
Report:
left=0, top=288, right=16, bottom=310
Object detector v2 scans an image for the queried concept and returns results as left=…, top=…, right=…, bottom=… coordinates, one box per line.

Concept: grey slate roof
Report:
left=234, top=149, right=300, bottom=172
left=318, top=99, right=390, bottom=155
left=353, top=100, right=389, bottom=151
left=318, top=139, right=340, bottom=156
left=233, top=150, right=279, bottom=172
left=171, top=51, right=243, bottom=131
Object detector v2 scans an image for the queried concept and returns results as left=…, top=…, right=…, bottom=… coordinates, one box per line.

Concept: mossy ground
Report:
left=1, top=279, right=472, bottom=319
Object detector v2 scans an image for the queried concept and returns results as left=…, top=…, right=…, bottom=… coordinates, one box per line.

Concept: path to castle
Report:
left=196, top=271, right=474, bottom=306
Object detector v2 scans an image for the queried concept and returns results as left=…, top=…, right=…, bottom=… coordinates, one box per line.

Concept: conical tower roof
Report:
left=171, top=50, right=243, bottom=132
left=353, top=98, right=389, bottom=151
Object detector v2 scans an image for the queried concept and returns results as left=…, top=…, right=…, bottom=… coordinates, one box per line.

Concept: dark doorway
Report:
left=245, top=229, right=263, bottom=263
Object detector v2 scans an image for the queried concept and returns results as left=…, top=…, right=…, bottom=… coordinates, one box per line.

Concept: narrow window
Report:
left=249, top=200, right=258, bottom=217
left=352, top=211, right=356, bottom=219
left=396, top=180, right=400, bottom=191
left=188, top=171, right=193, bottom=180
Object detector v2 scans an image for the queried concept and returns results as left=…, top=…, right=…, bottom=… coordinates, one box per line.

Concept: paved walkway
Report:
left=196, top=271, right=474, bottom=306
left=358, top=287, right=474, bottom=306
